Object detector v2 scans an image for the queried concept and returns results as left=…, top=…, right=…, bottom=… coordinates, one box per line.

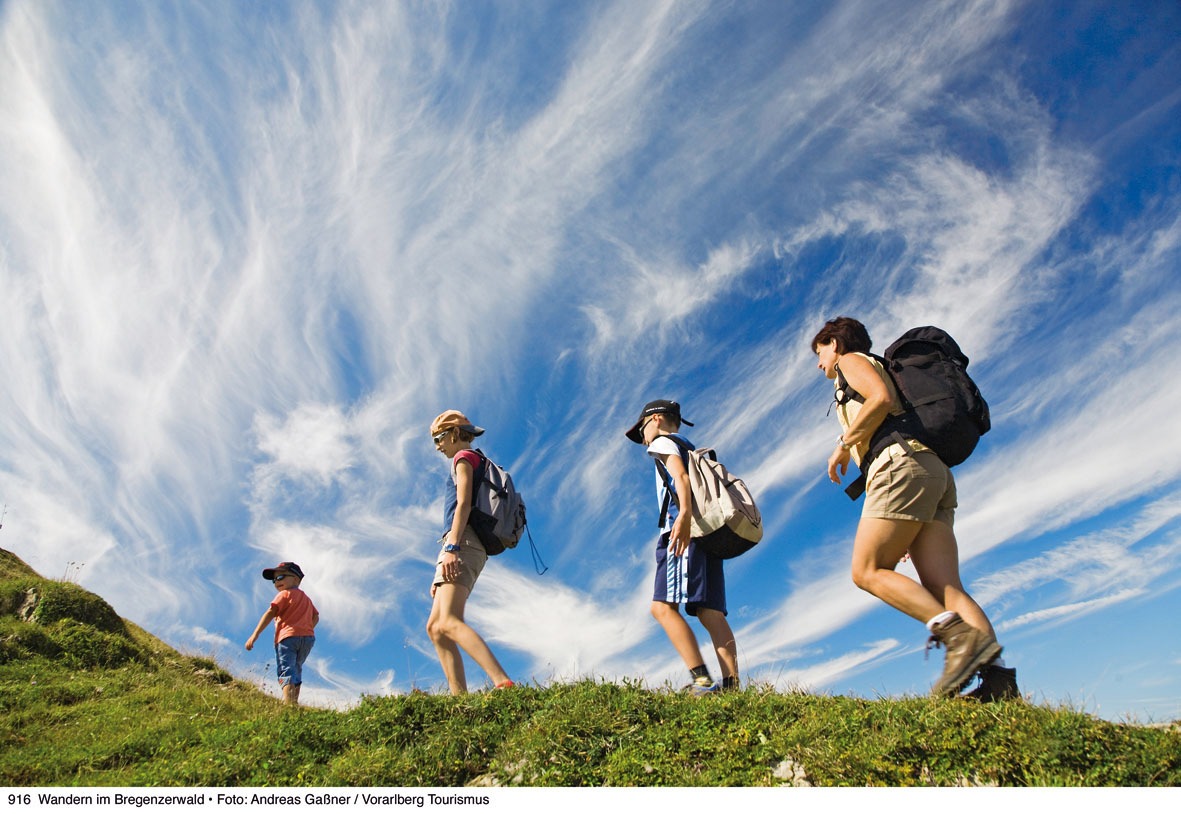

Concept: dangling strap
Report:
left=524, top=524, right=548, bottom=575
left=845, top=472, right=867, bottom=500
left=843, top=430, right=912, bottom=500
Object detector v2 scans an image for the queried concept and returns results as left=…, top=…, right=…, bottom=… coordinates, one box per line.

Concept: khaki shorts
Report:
left=863, top=444, right=957, bottom=525
left=433, top=527, right=488, bottom=592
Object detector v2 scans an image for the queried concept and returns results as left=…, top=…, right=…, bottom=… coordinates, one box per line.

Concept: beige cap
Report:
left=430, top=409, right=485, bottom=437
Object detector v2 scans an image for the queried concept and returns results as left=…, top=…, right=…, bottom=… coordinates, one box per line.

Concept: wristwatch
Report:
left=837, top=436, right=852, bottom=451
left=443, top=543, right=462, bottom=553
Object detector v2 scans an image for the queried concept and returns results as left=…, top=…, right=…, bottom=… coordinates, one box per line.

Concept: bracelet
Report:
left=837, top=435, right=852, bottom=451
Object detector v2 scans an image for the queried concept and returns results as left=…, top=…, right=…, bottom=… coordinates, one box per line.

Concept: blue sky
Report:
left=1, top=0, right=1178, bottom=724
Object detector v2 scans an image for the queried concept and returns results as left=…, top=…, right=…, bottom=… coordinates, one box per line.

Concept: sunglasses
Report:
left=272, top=574, right=293, bottom=583
left=432, top=430, right=450, bottom=444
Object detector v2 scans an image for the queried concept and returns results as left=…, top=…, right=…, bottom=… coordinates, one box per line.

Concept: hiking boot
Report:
left=926, top=614, right=1003, bottom=698
left=963, top=664, right=1020, bottom=703
left=682, top=676, right=719, bottom=696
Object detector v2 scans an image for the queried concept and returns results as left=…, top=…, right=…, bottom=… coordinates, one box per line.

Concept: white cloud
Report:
left=1000, top=590, right=1146, bottom=633
left=766, top=638, right=903, bottom=692
left=469, top=564, right=655, bottom=682
left=253, top=403, right=356, bottom=490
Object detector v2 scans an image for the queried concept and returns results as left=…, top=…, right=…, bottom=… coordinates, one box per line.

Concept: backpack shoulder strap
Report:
left=653, top=434, right=693, bottom=529
left=454, top=448, right=487, bottom=478
left=662, top=433, right=694, bottom=456
left=834, top=364, right=861, bottom=406
left=471, top=448, right=488, bottom=473
left=832, top=355, right=909, bottom=500
left=459, top=448, right=488, bottom=511
left=834, top=352, right=888, bottom=406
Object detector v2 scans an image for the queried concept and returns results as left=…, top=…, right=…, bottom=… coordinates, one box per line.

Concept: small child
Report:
left=245, top=561, right=319, bottom=706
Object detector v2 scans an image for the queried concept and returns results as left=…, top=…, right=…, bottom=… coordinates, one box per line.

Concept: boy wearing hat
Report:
left=626, top=400, right=739, bottom=694
left=245, top=561, right=319, bottom=706
left=426, top=410, right=515, bottom=694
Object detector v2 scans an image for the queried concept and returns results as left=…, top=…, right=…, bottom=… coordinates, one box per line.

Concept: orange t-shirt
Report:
left=269, top=587, right=318, bottom=644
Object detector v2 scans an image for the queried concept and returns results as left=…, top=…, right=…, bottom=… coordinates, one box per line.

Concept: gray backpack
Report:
left=465, top=450, right=526, bottom=556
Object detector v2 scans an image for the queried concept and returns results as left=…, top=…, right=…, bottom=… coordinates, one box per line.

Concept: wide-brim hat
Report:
left=430, top=410, right=485, bottom=438
left=262, top=561, right=305, bottom=581
left=625, top=399, right=693, bottom=444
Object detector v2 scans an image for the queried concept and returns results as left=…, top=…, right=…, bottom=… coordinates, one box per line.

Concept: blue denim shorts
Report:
left=275, top=635, right=315, bottom=687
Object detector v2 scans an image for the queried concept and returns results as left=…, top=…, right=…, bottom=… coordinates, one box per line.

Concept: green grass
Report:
left=1, top=546, right=1178, bottom=787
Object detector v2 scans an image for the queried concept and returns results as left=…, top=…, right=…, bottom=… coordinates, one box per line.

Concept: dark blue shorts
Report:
left=653, top=534, right=727, bottom=616
left=275, top=635, right=315, bottom=687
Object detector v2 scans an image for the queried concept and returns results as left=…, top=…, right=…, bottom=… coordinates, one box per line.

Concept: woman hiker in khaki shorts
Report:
left=425, top=410, right=515, bottom=694
left=811, top=317, right=1017, bottom=701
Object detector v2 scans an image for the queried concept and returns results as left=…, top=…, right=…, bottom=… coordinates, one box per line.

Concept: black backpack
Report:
left=836, top=326, right=990, bottom=499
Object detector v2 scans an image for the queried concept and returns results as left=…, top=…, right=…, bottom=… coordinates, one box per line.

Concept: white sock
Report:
left=926, top=611, right=956, bottom=631
left=991, top=657, right=1006, bottom=669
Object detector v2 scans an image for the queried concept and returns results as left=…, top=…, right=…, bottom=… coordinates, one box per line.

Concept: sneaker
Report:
left=682, top=676, right=718, bottom=696
left=927, top=613, right=1003, bottom=698
left=963, top=664, right=1020, bottom=702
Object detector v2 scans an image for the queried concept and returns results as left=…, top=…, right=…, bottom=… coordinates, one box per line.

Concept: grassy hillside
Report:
left=1, top=546, right=1178, bottom=787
